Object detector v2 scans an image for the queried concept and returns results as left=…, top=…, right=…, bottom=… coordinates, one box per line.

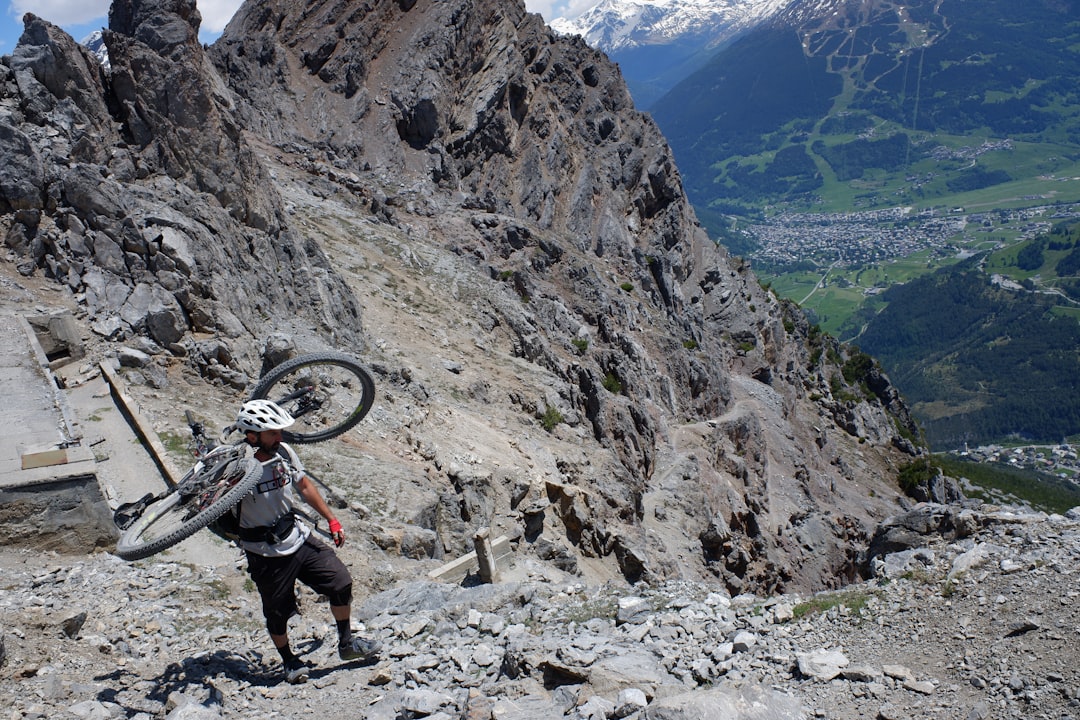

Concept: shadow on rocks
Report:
left=97, top=649, right=281, bottom=708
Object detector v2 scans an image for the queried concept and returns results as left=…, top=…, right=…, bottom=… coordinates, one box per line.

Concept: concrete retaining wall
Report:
left=0, top=312, right=117, bottom=554
left=0, top=474, right=119, bottom=553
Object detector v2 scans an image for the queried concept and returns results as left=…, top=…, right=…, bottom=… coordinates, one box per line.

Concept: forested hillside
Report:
left=853, top=221, right=1080, bottom=449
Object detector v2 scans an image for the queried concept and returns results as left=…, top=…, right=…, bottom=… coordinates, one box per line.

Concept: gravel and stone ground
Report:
left=1, top=505, right=1078, bottom=720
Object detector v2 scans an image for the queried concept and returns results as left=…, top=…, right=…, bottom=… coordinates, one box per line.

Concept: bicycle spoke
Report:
left=249, top=352, right=375, bottom=444
left=115, top=445, right=261, bottom=561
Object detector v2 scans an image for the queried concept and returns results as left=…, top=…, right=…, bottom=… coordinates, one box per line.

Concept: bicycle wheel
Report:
left=115, top=445, right=262, bottom=561
left=248, top=351, right=375, bottom=444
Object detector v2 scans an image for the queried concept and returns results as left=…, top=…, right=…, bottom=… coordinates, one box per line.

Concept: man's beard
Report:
left=259, top=437, right=281, bottom=454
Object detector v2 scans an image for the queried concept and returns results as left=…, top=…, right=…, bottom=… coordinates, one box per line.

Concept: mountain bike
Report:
left=112, top=352, right=375, bottom=561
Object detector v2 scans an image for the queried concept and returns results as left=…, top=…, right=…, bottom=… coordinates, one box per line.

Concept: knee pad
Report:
left=266, top=615, right=289, bottom=636
left=326, top=582, right=353, bottom=608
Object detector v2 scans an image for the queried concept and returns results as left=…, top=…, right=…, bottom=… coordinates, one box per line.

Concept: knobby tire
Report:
left=115, top=445, right=261, bottom=561
left=248, top=351, right=375, bottom=444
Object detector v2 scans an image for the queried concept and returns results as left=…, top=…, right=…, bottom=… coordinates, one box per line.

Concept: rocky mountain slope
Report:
left=0, top=0, right=928, bottom=604
left=2, top=503, right=1078, bottom=719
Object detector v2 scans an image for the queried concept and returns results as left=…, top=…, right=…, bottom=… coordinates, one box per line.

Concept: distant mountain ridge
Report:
left=550, top=0, right=789, bottom=52
left=550, top=0, right=791, bottom=107
left=80, top=30, right=110, bottom=70
left=651, top=0, right=1080, bottom=217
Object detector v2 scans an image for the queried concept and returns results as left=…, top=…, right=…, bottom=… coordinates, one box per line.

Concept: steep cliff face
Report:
left=0, top=0, right=923, bottom=594
left=208, top=0, right=922, bottom=592
left=0, top=1, right=362, bottom=383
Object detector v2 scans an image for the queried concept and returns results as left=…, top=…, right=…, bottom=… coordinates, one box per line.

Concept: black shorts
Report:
left=246, top=536, right=353, bottom=629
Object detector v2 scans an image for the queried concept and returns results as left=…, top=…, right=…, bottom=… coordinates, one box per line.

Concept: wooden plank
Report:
left=99, top=362, right=183, bottom=488
left=428, top=535, right=512, bottom=583
left=21, top=445, right=69, bottom=469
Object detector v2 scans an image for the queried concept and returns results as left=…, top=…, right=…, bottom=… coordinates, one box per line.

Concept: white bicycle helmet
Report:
left=235, top=399, right=295, bottom=432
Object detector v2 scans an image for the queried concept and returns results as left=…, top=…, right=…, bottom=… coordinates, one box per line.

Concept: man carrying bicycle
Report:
left=232, top=399, right=380, bottom=684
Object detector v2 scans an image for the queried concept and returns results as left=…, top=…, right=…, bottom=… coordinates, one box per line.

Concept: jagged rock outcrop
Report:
left=1, top=0, right=928, bottom=594
left=0, top=1, right=362, bottom=381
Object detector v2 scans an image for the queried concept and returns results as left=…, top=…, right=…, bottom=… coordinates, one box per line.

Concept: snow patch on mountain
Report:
left=551, top=0, right=793, bottom=52
left=81, top=30, right=110, bottom=71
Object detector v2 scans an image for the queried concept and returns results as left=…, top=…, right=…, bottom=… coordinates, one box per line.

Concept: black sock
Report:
left=276, top=642, right=297, bottom=664
left=336, top=619, right=352, bottom=646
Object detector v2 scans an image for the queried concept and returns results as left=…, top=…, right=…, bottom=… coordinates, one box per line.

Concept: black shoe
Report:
left=338, top=636, right=381, bottom=662
left=284, top=657, right=310, bottom=684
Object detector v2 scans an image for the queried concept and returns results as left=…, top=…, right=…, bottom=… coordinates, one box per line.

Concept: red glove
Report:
left=329, top=518, right=344, bottom=547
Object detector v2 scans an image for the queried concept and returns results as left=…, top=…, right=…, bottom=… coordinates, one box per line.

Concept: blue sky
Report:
left=0, top=0, right=594, bottom=57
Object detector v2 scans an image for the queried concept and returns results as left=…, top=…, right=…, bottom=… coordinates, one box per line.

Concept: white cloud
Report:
left=10, top=0, right=108, bottom=26
left=8, top=0, right=240, bottom=33
left=525, top=0, right=599, bottom=21
left=197, top=0, right=242, bottom=32
left=564, top=0, right=601, bottom=17
left=524, top=0, right=559, bottom=17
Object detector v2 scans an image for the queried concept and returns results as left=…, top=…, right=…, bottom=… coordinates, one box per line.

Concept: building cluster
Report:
left=748, top=203, right=1080, bottom=270
left=959, top=443, right=1080, bottom=480
left=928, top=139, right=1014, bottom=162
left=748, top=208, right=966, bottom=266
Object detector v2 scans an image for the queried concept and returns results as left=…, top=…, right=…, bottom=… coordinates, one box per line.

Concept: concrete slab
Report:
left=60, top=361, right=241, bottom=568
left=0, top=314, right=89, bottom=487
left=428, top=534, right=513, bottom=584
left=0, top=312, right=115, bottom=552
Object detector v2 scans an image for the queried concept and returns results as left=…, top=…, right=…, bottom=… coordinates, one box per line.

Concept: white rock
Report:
left=797, top=649, right=849, bottom=681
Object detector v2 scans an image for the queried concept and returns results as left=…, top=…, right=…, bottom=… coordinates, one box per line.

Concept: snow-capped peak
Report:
left=551, top=0, right=793, bottom=53
left=81, top=30, right=110, bottom=71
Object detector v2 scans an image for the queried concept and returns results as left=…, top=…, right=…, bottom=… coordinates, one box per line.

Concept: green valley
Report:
left=648, top=0, right=1080, bottom=449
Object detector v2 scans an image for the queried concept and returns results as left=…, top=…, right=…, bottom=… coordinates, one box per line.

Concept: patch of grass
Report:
left=900, top=565, right=960, bottom=598
left=619, top=282, right=634, bottom=292
left=571, top=337, right=589, bottom=355
left=899, top=567, right=935, bottom=585
left=792, top=589, right=877, bottom=620
left=602, top=372, right=622, bottom=394
left=159, top=430, right=190, bottom=456
left=205, top=577, right=231, bottom=600
left=897, top=457, right=937, bottom=493
left=894, top=416, right=924, bottom=447
left=540, top=406, right=563, bottom=432
left=683, top=339, right=699, bottom=350
left=85, top=406, right=112, bottom=422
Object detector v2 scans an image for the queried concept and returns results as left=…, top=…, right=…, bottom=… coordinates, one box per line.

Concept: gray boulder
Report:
left=645, top=685, right=805, bottom=719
